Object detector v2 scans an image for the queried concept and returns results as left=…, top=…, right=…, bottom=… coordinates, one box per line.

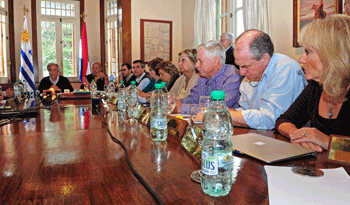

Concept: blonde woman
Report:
left=170, top=49, right=199, bottom=99
left=276, top=15, right=350, bottom=152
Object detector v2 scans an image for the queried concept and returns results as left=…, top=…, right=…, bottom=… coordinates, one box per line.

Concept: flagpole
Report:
left=19, top=5, right=35, bottom=92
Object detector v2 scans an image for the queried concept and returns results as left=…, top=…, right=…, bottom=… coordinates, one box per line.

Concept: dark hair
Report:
left=132, top=60, right=145, bottom=68
left=121, top=63, right=132, bottom=70
left=236, top=29, right=274, bottom=60
left=148, top=57, right=164, bottom=76
left=156, top=61, right=179, bottom=78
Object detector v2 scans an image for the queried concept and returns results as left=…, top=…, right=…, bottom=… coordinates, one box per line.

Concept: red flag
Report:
left=79, top=21, right=90, bottom=82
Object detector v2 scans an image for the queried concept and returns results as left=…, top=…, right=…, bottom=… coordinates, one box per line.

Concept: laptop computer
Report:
left=231, top=133, right=317, bottom=163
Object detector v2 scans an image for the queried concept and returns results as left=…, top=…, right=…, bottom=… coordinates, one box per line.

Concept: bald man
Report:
left=81, top=62, right=109, bottom=91
left=228, top=29, right=307, bottom=130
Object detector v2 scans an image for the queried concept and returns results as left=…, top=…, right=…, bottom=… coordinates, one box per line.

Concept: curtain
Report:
left=193, top=0, right=216, bottom=47
left=243, top=0, right=271, bottom=35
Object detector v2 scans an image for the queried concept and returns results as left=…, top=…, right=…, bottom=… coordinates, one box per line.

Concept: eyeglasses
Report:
left=121, top=69, right=128, bottom=72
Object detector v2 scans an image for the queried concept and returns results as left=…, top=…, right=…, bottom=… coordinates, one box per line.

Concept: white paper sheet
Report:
left=265, top=166, right=350, bottom=205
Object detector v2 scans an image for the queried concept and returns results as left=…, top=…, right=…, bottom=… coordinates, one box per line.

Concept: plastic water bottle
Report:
left=117, top=81, right=126, bottom=112
left=90, top=79, right=97, bottom=98
left=161, top=82, right=168, bottom=93
left=150, top=83, right=167, bottom=141
left=22, top=80, right=28, bottom=98
left=126, top=81, right=139, bottom=123
left=108, top=80, right=116, bottom=96
left=201, top=90, right=234, bottom=197
left=14, top=80, right=21, bottom=97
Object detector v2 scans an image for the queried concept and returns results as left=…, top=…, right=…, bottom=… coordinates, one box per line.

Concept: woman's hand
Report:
left=290, top=127, right=330, bottom=152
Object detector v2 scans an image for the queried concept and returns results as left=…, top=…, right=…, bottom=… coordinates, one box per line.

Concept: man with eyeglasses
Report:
left=220, top=32, right=238, bottom=69
left=228, top=29, right=307, bottom=130
left=120, top=63, right=136, bottom=87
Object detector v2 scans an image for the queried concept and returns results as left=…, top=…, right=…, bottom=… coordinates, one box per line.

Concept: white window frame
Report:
left=104, top=0, right=122, bottom=80
left=0, top=0, right=9, bottom=83
left=36, top=0, right=80, bottom=82
left=216, top=0, right=243, bottom=40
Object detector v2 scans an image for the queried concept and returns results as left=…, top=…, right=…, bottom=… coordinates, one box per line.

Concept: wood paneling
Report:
left=8, top=0, right=15, bottom=83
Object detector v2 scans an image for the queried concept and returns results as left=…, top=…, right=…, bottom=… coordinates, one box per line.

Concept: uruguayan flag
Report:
left=19, top=16, right=35, bottom=92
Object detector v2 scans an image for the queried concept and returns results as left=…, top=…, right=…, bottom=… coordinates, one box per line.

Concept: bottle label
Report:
left=151, top=116, right=167, bottom=129
left=202, top=152, right=232, bottom=176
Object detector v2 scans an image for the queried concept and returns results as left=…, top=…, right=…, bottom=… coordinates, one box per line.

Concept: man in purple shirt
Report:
left=173, top=41, right=241, bottom=114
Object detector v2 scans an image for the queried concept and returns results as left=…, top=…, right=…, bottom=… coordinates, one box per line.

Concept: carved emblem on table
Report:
left=181, top=123, right=203, bottom=160
left=167, top=115, right=188, bottom=142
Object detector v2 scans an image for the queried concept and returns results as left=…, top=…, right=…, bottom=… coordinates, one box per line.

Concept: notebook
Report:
left=231, top=133, right=317, bottom=163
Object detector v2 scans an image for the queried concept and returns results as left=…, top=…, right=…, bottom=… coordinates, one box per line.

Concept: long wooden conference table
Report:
left=0, top=99, right=349, bottom=204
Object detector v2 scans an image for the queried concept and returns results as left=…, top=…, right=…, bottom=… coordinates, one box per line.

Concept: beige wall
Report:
left=131, top=0, right=182, bottom=63
left=85, top=0, right=101, bottom=64
left=181, top=0, right=195, bottom=50
left=269, top=0, right=304, bottom=61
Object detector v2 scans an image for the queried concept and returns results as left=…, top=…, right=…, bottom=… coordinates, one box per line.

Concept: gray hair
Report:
left=236, top=29, right=274, bottom=61
left=221, top=32, right=234, bottom=42
left=197, top=41, right=225, bottom=64
left=47, top=63, right=60, bottom=71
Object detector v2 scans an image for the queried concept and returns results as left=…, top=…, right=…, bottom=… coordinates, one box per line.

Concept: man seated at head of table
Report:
left=38, top=63, right=74, bottom=93
left=173, top=40, right=241, bottom=115
left=228, top=29, right=307, bottom=130
left=81, top=62, right=109, bottom=91
left=276, top=15, right=350, bottom=152
left=132, top=60, right=152, bottom=91
left=0, top=88, right=14, bottom=100
left=121, top=63, right=136, bottom=87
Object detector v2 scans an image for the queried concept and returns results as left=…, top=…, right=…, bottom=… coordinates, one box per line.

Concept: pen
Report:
left=233, top=149, right=244, bottom=155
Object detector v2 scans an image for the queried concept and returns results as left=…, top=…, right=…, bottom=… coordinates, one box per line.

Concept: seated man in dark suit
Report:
left=121, top=63, right=136, bottom=87
left=220, top=32, right=238, bottom=69
left=38, top=63, right=74, bottom=93
left=81, top=62, right=109, bottom=91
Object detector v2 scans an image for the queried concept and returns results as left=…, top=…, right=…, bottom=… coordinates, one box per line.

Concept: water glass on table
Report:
left=190, top=105, right=206, bottom=124
left=164, top=92, right=176, bottom=114
left=199, top=96, right=211, bottom=107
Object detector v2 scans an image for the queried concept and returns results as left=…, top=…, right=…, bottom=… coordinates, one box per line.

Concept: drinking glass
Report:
left=164, top=92, right=176, bottom=114
left=0, top=85, right=2, bottom=95
left=126, top=90, right=139, bottom=123
left=199, top=96, right=211, bottom=107
left=189, top=105, right=206, bottom=183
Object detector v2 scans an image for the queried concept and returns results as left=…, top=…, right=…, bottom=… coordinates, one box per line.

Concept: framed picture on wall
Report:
left=293, top=0, right=343, bottom=47
left=344, top=0, right=350, bottom=15
left=140, top=19, right=172, bottom=63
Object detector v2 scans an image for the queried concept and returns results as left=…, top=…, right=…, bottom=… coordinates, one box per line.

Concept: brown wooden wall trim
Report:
left=8, top=0, right=15, bottom=83
left=122, top=0, right=132, bottom=64
left=99, top=0, right=105, bottom=72
left=31, top=0, right=38, bottom=83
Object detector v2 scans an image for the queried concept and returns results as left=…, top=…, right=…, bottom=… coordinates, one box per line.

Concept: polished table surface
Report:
left=0, top=99, right=349, bottom=204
